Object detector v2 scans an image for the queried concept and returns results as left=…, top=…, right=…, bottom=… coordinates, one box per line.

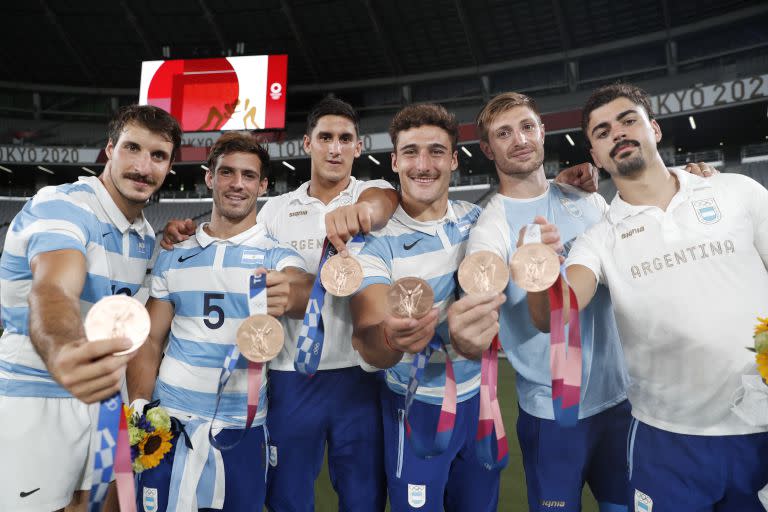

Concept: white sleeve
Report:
left=587, top=191, right=610, bottom=217
left=564, top=230, right=605, bottom=285
left=743, top=175, right=768, bottom=267
left=355, top=179, right=395, bottom=198
left=466, top=206, right=511, bottom=263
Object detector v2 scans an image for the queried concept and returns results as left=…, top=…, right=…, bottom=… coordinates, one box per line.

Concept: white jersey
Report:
left=149, top=223, right=306, bottom=428
left=566, top=168, right=768, bottom=436
left=256, top=176, right=394, bottom=371
left=469, top=185, right=628, bottom=420
left=0, top=176, right=154, bottom=398
left=357, top=201, right=482, bottom=404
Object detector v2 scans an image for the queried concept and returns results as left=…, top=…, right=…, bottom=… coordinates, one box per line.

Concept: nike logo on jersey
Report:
left=20, top=488, right=40, bottom=498
left=178, top=252, right=202, bottom=263
left=403, top=239, right=421, bottom=250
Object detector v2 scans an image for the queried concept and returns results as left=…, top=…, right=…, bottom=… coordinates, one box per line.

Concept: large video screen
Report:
left=139, top=55, right=288, bottom=132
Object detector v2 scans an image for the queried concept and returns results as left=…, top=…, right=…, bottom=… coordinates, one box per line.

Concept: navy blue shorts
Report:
left=628, top=419, right=768, bottom=511
left=136, top=424, right=267, bottom=512
left=381, top=387, right=501, bottom=512
left=265, top=367, right=386, bottom=511
left=517, top=400, right=631, bottom=512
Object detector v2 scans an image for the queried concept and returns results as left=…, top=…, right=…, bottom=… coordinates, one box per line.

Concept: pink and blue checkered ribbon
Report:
left=404, top=334, right=457, bottom=457
left=548, top=271, right=582, bottom=426
left=475, top=334, right=509, bottom=470
left=89, top=394, right=135, bottom=512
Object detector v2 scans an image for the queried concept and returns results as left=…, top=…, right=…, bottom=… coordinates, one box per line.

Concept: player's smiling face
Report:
left=206, top=151, right=267, bottom=223
left=481, top=105, right=545, bottom=177
left=303, top=115, right=362, bottom=186
left=391, top=125, right=458, bottom=209
left=587, top=97, right=662, bottom=178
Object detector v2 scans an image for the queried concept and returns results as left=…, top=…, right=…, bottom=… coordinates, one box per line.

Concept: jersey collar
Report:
left=607, top=167, right=713, bottom=223
left=80, top=176, right=151, bottom=237
left=290, top=176, right=358, bottom=207
left=195, top=222, right=267, bottom=248
left=391, top=200, right=458, bottom=236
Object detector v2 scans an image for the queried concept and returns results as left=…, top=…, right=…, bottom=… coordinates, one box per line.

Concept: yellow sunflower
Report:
left=757, top=352, right=768, bottom=383
left=755, top=317, right=768, bottom=337
left=136, top=428, right=173, bottom=470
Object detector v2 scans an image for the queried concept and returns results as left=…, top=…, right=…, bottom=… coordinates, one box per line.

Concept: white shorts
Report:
left=0, top=395, right=98, bottom=511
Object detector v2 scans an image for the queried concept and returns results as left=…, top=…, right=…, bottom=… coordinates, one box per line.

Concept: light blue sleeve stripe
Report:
left=0, top=253, right=31, bottom=281
left=266, top=246, right=304, bottom=270
left=13, top=198, right=93, bottom=234
left=165, top=337, right=247, bottom=369
left=169, top=291, right=249, bottom=319
left=359, top=276, right=391, bottom=291
left=1, top=306, right=29, bottom=335
left=0, top=359, right=49, bottom=378
left=359, top=235, right=394, bottom=271
left=0, top=378, right=71, bottom=398
left=427, top=273, right=457, bottom=303
left=27, top=232, right=86, bottom=262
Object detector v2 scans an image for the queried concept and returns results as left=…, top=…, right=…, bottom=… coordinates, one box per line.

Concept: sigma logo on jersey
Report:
left=621, top=226, right=645, bottom=239
left=143, top=487, right=159, bottom=512
left=560, top=197, right=583, bottom=218
left=692, top=198, right=721, bottom=224
left=288, top=210, right=308, bottom=217
left=407, top=484, right=426, bottom=508
left=241, top=250, right=265, bottom=265
left=634, top=489, right=653, bottom=512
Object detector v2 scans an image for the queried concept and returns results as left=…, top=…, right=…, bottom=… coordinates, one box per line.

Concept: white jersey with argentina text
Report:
left=0, top=176, right=154, bottom=398
left=357, top=201, right=482, bottom=405
left=256, top=176, right=394, bottom=371
left=150, top=223, right=306, bottom=428
left=467, top=183, right=629, bottom=420
left=567, top=168, right=768, bottom=436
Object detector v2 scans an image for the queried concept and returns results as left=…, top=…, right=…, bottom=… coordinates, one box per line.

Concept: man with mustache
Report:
left=0, top=105, right=181, bottom=511
left=351, top=103, right=502, bottom=511
left=525, top=83, right=768, bottom=511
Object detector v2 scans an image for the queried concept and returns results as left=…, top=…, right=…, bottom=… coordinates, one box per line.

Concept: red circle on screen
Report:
left=147, top=58, right=239, bottom=131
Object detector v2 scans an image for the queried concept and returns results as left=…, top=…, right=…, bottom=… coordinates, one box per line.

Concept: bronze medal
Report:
left=320, top=254, right=363, bottom=297
left=236, top=314, right=285, bottom=363
left=458, top=251, right=509, bottom=295
left=84, top=295, right=150, bottom=355
left=509, top=243, right=560, bottom=292
left=386, top=277, right=434, bottom=319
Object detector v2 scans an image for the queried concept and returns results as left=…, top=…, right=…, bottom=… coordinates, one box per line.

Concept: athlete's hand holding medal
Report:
left=382, top=277, right=439, bottom=354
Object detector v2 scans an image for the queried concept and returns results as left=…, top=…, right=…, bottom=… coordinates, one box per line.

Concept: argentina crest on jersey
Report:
left=143, top=487, right=159, bottom=512
left=691, top=198, right=721, bottom=224
left=241, top=249, right=265, bottom=265
left=634, top=489, right=653, bottom=512
left=559, top=197, right=583, bottom=218
left=407, top=483, right=426, bottom=508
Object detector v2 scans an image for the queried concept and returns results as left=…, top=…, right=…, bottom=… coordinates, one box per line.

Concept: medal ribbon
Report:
left=88, top=394, right=135, bottom=512
left=548, top=271, right=582, bottom=426
left=209, top=273, right=267, bottom=450
left=404, top=333, right=457, bottom=457
left=475, top=334, right=509, bottom=469
left=294, top=234, right=364, bottom=375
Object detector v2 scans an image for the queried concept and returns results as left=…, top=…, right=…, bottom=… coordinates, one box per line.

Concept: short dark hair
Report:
left=206, top=131, right=271, bottom=179
left=581, top=83, right=654, bottom=147
left=108, top=105, right=182, bottom=161
left=388, top=103, right=458, bottom=151
left=305, top=97, right=359, bottom=137
left=476, top=92, right=542, bottom=142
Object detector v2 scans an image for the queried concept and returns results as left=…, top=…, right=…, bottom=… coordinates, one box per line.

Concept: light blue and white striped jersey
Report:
left=0, top=176, right=155, bottom=398
left=468, top=183, right=629, bottom=420
left=150, top=222, right=306, bottom=428
left=357, top=200, right=482, bottom=405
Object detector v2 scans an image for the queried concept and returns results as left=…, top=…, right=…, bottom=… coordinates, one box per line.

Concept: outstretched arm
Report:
left=325, top=187, right=399, bottom=255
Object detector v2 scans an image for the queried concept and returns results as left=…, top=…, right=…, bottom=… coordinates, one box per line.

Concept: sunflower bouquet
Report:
left=127, top=400, right=174, bottom=473
left=750, top=316, right=768, bottom=383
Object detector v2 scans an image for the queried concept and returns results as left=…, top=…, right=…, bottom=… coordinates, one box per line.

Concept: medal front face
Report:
left=458, top=251, right=509, bottom=295
left=387, top=277, right=434, bottom=319
left=236, top=314, right=285, bottom=363
left=320, top=254, right=363, bottom=297
left=84, top=295, right=150, bottom=355
left=509, top=243, right=560, bottom=292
